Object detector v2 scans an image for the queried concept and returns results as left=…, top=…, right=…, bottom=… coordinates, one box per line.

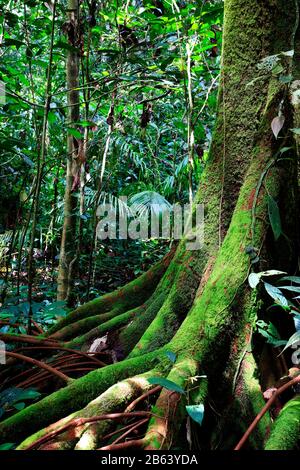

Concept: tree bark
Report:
left=1, top=0, right=300, bottom=450
left=57, top=0, right=80, bottom=302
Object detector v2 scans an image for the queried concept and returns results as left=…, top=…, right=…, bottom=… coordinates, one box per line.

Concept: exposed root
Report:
left=0, top=333, right=60, bottom=346
left=22, top=412, right=152, bottom=450
left=97, top=418, right=149, bottom=449
left=265, top=394, right=300, bottom=450
left=125, top=386, right=162, bottom=413
left=15, top=346, right=106, bottom=367
left=0, top=349, right=163, bottom=445
left=0, top=350, right=72, bottom=385
left=47, top=247, right=175, bottom=336
left=64, top=302, right=150, bottom=346
left=235, top=373, right=300, bottom=450
left=17, top=372, right=163, bottom=450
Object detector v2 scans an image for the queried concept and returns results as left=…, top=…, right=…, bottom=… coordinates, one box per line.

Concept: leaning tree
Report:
left=1, top=0, right=300, bottom=450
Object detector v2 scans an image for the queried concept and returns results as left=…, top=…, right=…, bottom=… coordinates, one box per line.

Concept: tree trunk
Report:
left=1, top=0, right=300, bottom=450
left=57, top=0, right=80, bottom=302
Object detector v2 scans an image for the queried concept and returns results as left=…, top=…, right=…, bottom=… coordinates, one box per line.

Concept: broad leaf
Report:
left=248, top=273, right=260, bottom=289
left=67, top=128, right=83, bottom=139
left=148, top=377, right=185, bottom=394
left=268, top=196, right=282, bottom=240
left=271, top=115, right=285, bottom=139
left=281, top=276, right=300, bottom=284
left=291, top=128, right=300, bottom=135
left=279, top=286, right=300, bottom=293
left=0, top=443, right=15, bottom=450
left=13, top=402, right=25, bottom=410
left=282, top=331, right=300, bottom=352
left=165, top=351, right=177, bottom=363
left=264, top=282, right=288, bottom=307
left=186, top=404, right=204, bottom=425
left=248, top=270, right=285, bottom=289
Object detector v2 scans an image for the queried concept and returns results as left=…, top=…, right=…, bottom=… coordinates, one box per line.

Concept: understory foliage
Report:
left=0, top=0, right=300, bottom=453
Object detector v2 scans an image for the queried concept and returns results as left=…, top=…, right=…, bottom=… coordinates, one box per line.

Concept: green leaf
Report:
left=279, top=75, right=293, bottom=84
left=43, top=300, right=66, bottom=312
left=279, top=147, right=292, bottom=154
left=280, top=286, right=300, bottom=293
left=54, top=40, right=79, bottom=53
left=0, top=443, right=15, bottom=450
left=148, top=377, right=185, bottom=394
left=268, top=196, right=282, bottom=240
left=13, top=402, right=25, bottom=410
left=264, top=282, right=288, bottom=307
left=257, top=320, right=287, bottom=346
left=290, top=128, right=300, bottom=135
left=74, top=120, right=98, bottom=128
left=67, top=128, right=83, bottom=139
left=259, top=270, right=286, bottom=277
left=12, top=389, right=41, bottom=403
left=4, top=39, right=25, bottom=49
left=281, top=276, right=300, bottom=284
left=281, top=331, right=300, bottom=353
left=186, top=404, right=204, bottom=425
left=165, top=351, right=176, bottom=363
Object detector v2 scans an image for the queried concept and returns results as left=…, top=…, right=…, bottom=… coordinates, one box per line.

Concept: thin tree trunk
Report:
left=57, top=0, right=80, bottom=303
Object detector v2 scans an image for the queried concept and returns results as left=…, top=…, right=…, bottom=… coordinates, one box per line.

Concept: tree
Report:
left=0, top=0, right=299, bottom=450
left=57, top=0, right=80, bottom=303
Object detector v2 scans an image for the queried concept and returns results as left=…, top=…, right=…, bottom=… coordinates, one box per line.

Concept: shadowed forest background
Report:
left=0, top=0, right=300, bottom=452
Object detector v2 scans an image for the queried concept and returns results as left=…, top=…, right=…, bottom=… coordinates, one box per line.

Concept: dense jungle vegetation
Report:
left=0, top=0, right=299, bottom=454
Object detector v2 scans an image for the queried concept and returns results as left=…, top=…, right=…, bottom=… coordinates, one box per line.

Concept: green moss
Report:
left=51, top=309, right=120, bottom=341
left=0, top=349, right=164, bottom=446
left=265, top=395, right=300, bottom=450
left=47, top=250, right=173, bottom=336
left=66, top=303, right=149, bottom=348
left=17, top=372, right=159, bottom=450
left=118, top=292, right=166, bottom=357
left=145, top=356, right=198, bottom=449
left=241, top=352, right=271, bottom=448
